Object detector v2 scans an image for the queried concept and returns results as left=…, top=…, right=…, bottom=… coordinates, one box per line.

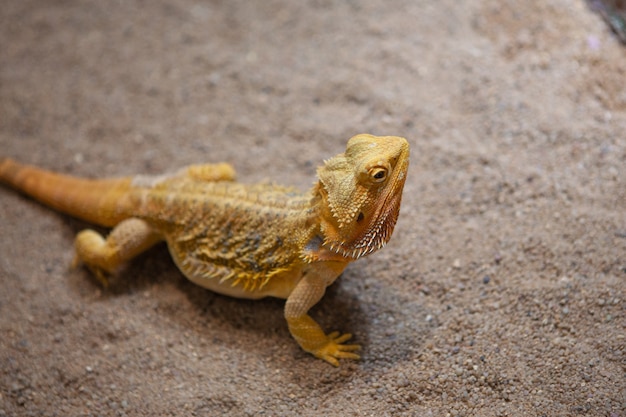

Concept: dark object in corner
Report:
left=587, top=0, right=626, bottom=43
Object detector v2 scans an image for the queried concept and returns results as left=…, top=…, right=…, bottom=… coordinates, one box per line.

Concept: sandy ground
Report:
left=1, top=1, right=624, bottom=416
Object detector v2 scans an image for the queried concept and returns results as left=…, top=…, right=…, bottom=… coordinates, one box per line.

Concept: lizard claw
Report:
left=90, top=267, right=111, bottom=288
left=312, top=332, right=361, bottom=367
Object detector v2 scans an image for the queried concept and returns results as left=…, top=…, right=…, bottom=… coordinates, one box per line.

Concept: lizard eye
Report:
left=369, top=167, right=388, bottom=183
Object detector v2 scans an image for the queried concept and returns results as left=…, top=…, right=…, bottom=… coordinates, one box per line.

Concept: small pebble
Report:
left=482, top=275, right=491, bottom=284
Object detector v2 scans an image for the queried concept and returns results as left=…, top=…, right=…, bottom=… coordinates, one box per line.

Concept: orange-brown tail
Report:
left=0, top=158, right=134, bottom=227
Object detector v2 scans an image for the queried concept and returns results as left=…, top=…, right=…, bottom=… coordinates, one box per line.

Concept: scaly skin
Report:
left=0, top=134, right=410, bottom=366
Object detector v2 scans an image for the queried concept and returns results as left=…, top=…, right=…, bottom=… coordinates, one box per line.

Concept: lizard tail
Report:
left=0, top=158, right=134, bottom=227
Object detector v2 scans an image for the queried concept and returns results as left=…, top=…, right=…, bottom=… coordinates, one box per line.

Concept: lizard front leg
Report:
left=74, top=218, right=162, bottom=285
left=284, top=261, right=360, bottom=366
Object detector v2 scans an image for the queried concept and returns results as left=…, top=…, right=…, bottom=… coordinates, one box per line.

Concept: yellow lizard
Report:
left=0, top=134, right=409, bottom=366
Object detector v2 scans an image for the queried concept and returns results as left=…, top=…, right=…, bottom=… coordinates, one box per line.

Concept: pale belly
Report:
left=169, top=246, right=304, bottom=300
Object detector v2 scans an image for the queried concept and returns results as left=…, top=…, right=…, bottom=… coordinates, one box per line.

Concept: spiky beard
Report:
left=324, top=191, right=401, bottom=260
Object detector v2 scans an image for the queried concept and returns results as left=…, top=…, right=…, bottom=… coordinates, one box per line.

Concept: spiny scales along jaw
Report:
left=317, top=134, right=410, bottom=259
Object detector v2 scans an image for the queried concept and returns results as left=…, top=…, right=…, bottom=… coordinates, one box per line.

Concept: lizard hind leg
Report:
left=186, top=163, right=236, bottom=182
left=73, top=218, right=162, bottom=286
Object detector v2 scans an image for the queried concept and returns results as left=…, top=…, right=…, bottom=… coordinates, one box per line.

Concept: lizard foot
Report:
left=311, top=331, right=360, bottom=367
left=71, top=255, right=111, bottom=288
left=88, top=265, right=111, bottom=288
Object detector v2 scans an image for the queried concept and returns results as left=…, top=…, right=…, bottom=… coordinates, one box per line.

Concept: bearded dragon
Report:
left=0, top=134, right=409, bottom=366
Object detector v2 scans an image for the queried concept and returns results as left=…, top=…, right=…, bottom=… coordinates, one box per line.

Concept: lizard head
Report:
left=316, top=134, right=410, bottom=259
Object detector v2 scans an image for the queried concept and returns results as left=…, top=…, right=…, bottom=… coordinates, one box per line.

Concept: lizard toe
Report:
left=313, top=332, right=361, bottom=366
